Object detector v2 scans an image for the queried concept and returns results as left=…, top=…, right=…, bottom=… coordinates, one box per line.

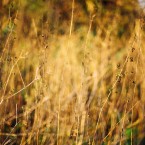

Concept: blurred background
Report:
left=0, top=0, right=145, bottom=144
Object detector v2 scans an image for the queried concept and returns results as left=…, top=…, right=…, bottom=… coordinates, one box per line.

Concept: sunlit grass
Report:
left=0, top=1, right=145, bottom=145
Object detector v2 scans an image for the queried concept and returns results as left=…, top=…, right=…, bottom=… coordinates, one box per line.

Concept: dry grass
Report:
left=0, top=1, right=145, bottom=145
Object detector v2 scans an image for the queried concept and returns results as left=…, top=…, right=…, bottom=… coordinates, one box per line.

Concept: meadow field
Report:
left=0, top=0, right=145, bottom=144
